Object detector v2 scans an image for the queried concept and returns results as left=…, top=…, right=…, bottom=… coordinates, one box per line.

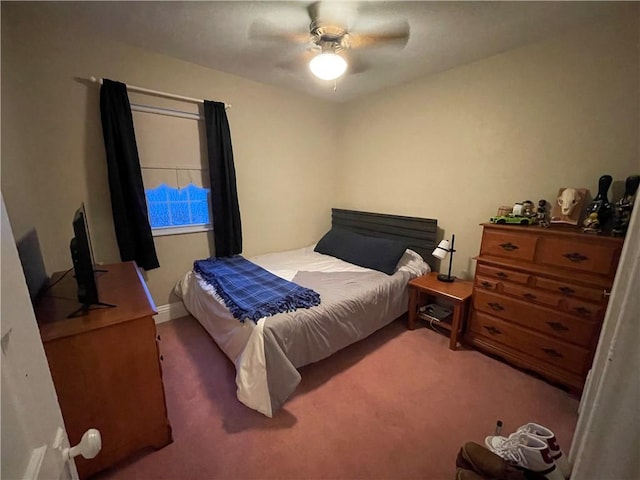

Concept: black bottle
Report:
left=612, top=175, right=640, bottom=236
left=586, top=175, right=613, bottom=226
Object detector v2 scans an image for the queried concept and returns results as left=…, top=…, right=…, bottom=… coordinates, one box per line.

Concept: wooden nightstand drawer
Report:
left=536, top=237, right=620, bottom=275
left=469, top=311, right=589, bottom=375
left=476, top=264, right=530, bottom=285
left=480, top=231, right=538, bottom=262
left=473, top=289, right=597, bottom=346
left=534, top=276, right=605, bottom=303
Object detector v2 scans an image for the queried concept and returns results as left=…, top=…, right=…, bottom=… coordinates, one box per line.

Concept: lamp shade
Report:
left=309, top=53, right=347, bottom=81
left=432, top=239, right=450, bottom=260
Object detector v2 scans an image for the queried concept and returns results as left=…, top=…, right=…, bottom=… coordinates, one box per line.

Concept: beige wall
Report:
left=336, top=12, right=640, bottom=279
left=2, top=4, right=639, bottom=307
left=1, top=3, right=339, bottom=305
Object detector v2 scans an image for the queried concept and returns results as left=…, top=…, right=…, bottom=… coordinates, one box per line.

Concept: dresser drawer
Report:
left=536, top=237, right=620, bottom=275
left=475, top=276, right=500, bottom=292
left=473, top=289, right=597, bottom=346
left=534, top=276, right=605, bottom=303
left=502, top=283, right=560, bottom=308
left=476, top=264, right=530, bottom=285
left=469, top=311, right=589, bottom=375
left=480, top=231, right=538, bottom=262
left=562, top=298, right=603, bottom=321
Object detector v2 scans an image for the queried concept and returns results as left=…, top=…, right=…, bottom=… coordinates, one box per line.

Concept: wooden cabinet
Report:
left=35, top=262, right=172, bottom=478
left=467, top=224, right=623, bottom=391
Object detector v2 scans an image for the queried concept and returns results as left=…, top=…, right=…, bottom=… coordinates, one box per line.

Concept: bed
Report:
left=175, top=209, right=438, bottom=416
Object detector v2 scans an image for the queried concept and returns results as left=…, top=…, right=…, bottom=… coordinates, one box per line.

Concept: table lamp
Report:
left=432, top=234, right=456, bottom=282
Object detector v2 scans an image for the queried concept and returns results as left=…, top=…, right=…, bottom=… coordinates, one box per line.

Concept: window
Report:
left=145, top=183, right=211, bottom=235
left=141, top=167, right=212, bottom=237
left=131, top=98, right=211, bottom=237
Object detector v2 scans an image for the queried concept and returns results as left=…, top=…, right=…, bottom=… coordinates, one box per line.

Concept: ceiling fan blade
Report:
left=249, top=20, right=309, bottom=44
left=348, top=21, right=410, bottom=49
left=276, top=49, right=317, bottom=72
left=346, top=55, right=369, bottom=75
left=307, top=1, right=320, bottom=24
left=307, top=1, right=358, bottom=30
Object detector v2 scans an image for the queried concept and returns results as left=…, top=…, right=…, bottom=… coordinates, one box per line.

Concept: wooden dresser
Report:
left=35, top=262, right=172, bottom=478
left=467, top=223, right=623, bottom=391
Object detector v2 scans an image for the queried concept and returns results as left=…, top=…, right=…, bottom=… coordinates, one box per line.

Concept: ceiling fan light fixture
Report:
left=309, top=52, right=347, bottom=80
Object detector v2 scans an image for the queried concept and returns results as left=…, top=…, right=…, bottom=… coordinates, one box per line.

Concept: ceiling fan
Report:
left=250, top=1, right=410, bottom=81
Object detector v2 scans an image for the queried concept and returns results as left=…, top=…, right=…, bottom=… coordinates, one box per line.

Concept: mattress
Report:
left=175, top=246, right=430, bottom=417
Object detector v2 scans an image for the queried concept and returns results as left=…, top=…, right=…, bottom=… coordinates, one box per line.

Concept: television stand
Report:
left=66, top=300, right=117, bottom=319
left=34, top=261, right=172, bottom=478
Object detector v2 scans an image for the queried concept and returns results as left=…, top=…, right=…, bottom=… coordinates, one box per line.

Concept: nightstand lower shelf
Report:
left=408, top=272, right=474, bottom=350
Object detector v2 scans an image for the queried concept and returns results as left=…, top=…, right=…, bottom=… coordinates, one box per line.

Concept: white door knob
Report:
left=64, top=429, right=102, bottom=460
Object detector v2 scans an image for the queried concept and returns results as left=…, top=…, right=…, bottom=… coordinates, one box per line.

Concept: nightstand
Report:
left=408, top=272, right=474, bottom=350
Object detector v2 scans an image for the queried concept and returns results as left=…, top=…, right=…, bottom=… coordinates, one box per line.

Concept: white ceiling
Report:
left=32, top=1, right=632, bottom=102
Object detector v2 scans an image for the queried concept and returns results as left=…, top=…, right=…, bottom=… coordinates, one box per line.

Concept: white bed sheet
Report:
left=175, top=246, right=429, bottom=416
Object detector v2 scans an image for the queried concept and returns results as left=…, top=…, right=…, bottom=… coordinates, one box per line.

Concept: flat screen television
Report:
left=70, top=204, right=100, bottom=308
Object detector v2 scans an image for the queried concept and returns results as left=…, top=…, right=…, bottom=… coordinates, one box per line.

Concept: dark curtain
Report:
left=204, top=101, right=242, bottom=257
left=99, top=79, right=159, bottom=270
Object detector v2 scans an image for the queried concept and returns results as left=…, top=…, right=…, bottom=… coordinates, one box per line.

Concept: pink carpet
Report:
left=94, top=315, right=579, bottom=480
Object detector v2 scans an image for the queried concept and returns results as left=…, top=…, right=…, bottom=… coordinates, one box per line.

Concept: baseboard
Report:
left=154, top=301, right=188, bottom=324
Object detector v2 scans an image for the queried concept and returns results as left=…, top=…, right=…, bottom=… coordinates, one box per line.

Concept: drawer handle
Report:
left=499, top=242, right=519, bottom=252
left=480, top=281, right=493, bottom=289
left=542, top=348, right=563, bottom=359
left=484, top=326, right=502, bottom=336
left=488, top=302, right=505, bottom=312
left=558, top=286, right=575, bottom=296
left=573, top=306, right=592, bottom=317
left=157, top=334, right=161, bottom=341
left=496, top=272, right=509, bottom=279
left=563, top=252, right=589, bottom=263
left=547, top=321, right=569, bottom=332
left=523, top=293, right=537, bottom=301
left=160, top=354, right=164, bottom=361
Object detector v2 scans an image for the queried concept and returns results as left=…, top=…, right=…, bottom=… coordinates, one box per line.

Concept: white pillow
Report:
left=396, top=249, right=431, bottom=276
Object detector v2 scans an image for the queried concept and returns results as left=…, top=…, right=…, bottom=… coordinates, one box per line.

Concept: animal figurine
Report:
left=558, top=188, right=582, bottom=216
left=582, top=212, right=601, bottom=234
left=551, top=187, right=587, bottom=225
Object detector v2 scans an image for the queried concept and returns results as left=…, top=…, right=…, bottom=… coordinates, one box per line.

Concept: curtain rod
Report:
left=131, top=103, right=202, bottom=121
left=89, top=76, right=231, bottom=109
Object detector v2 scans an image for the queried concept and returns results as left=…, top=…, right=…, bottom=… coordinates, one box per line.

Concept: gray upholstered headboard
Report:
left=331, top=208, right=439, bottom=271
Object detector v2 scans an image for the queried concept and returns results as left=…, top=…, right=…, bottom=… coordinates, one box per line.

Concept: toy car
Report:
left=490, top=215, right=535, bottom=225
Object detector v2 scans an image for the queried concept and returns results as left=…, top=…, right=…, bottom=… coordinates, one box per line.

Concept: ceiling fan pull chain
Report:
left=333, top=80, right=337, bottom=92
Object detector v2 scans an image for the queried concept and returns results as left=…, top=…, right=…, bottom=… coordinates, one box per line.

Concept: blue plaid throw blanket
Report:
left=193, top=255, right=321, bottom=323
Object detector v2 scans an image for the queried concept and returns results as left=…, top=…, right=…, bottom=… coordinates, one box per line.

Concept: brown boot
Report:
left=459, top=442, right=526, bottom=480
left=456, top=467, right=487, bottom=480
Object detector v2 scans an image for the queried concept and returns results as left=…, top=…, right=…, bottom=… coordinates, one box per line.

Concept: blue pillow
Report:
left=314, top=227, right=408, bottom=275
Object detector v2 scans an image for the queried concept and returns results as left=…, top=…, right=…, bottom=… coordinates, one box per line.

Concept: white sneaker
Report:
left=487, top=423, right=571, bottom=478
left=514, top=423, right=571, bottom=479
left=484, top=432, right=563, bottom=480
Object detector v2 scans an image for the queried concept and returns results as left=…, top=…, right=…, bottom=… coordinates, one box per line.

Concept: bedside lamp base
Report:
left=437, top=274, right=455, bottom=283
